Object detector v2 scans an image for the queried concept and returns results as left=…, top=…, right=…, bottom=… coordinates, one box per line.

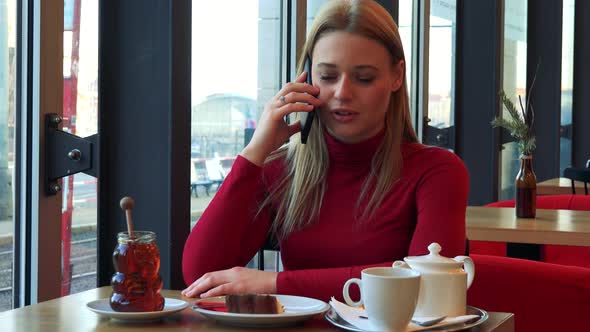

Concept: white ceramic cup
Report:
left=343, top=267, right=421, bottom=332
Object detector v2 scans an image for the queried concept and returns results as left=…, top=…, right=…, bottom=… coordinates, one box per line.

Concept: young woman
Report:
left=182, top=0, right=469, bottom=302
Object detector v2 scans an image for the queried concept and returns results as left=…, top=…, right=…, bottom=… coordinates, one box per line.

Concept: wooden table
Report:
left=466, top=206, right=590, bottom=246
left=537, top=177, right=585, bottom=195
left=466, top=206, right=590, bottom=259
left=0, top=287, right=514, bottom=332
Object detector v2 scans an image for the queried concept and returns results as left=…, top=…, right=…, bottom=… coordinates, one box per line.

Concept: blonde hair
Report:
left=263, top=0, right=418, bottom=240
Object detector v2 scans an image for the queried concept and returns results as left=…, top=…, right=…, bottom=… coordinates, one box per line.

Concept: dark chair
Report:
left=257, top=235, right=280, bottom=272
left=205, top=159, right=226, bottom=190
left=190, top=160, right=215, bottom=197
left=563, top=167, right=590, bottom=195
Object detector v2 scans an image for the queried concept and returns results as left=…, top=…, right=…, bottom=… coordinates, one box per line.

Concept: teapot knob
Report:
left=428, top=242, right=442, bottom=256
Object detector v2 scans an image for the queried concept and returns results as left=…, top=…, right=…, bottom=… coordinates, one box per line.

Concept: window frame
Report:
left=14, top=0, right=64, bottom=307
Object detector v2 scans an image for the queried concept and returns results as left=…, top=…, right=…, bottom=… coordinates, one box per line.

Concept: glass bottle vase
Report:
left=515, top=154, right=537, bottom=218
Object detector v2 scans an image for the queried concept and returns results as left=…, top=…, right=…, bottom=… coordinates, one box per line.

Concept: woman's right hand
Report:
left=240, top=72, right=322, bottom=166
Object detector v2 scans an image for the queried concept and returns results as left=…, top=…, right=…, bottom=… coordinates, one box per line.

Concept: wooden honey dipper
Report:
left=119, top=196, right=135, bottom=238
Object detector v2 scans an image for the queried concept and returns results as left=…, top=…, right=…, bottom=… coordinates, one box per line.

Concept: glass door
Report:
left=60, top=0, right=98, bottom=297
left=4, top=0, right=98, bottom=309
left=0, top=0, right=16, bottom=311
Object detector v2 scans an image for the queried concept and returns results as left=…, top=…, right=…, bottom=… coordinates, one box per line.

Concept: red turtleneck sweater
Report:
left=182, top=133, right=469, bottom=302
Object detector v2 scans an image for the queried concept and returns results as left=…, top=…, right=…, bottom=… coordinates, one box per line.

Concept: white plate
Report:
left=86, top=298, right=190, bottom=322
left=325, top=306, right=489, bottom=332
left=193, top=294, right=329, bottom=327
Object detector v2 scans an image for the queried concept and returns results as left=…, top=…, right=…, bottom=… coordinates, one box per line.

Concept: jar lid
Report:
left=117, top=231, right=156, bottom=243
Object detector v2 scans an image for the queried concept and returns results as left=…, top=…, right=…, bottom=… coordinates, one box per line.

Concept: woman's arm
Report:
left=276, top=263, right=393, bottom=302
left=409, top=150, right=470, bottom=257
left=183, top=260, right=395, bottom=302
left=182, top=156, right=272, bottom=285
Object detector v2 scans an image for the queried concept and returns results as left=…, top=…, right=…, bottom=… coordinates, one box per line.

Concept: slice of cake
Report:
left=225, top=294, right=284, bottom=314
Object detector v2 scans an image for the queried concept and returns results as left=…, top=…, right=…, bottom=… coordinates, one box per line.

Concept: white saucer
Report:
left=325, top=306, right=489, bottom=332
left=86, top=298, right=190, bottom=322
left=193, top=294, right=329, bottom=327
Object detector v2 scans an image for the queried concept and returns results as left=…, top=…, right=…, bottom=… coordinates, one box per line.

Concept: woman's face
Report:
left=312, top=31, right=404, bottom=144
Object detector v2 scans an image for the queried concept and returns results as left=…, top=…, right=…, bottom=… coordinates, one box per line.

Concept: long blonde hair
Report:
left=263, top=0, right=418, bottom=240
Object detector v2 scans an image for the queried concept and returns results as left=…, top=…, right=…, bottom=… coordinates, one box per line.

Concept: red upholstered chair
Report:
left=467, top=254, right=590, bottom=332
left=469, top=195, right=590, bottom=268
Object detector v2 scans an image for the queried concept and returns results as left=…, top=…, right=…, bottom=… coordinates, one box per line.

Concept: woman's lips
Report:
left=330, top=109, right=357, bottom=122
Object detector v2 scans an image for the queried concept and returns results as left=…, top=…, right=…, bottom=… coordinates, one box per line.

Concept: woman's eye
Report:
left=357, top=77, right=374, bottom=83
left=319, top=75, right=337, bottom=81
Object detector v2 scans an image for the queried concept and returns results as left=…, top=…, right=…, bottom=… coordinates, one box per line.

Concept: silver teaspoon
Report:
left=411, top=316, right=447, bottom=326
left=358, top=315, right=447, bottom=327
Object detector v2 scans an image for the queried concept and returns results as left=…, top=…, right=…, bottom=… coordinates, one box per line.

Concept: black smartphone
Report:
left=300, top=57, right=315, bottom=144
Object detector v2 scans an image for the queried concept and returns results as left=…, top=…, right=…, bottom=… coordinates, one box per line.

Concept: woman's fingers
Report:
left=278, top=91, right=322, bottom=107
left=293, top=70, right=308, bottom=83
left=200, top=282, right=238, bottom=298
left=275, top=73, right=319, bottom=102
left=181, top=271, right=222, bottom=298
left=182, top=267, right=244, bottom=298
left=181, top=267, right=278, bottom=298
left=273, top=103, right=315, bottom=120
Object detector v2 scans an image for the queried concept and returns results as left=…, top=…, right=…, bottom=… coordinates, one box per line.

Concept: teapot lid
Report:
left=404, top=243, right=463, bottom=268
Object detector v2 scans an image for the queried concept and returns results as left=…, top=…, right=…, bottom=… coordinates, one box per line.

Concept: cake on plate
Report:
left=225, top=294, right=284, bottom=314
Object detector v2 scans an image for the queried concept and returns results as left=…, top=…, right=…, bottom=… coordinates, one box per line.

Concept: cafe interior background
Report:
left=0, top=0, right=588, bottom=312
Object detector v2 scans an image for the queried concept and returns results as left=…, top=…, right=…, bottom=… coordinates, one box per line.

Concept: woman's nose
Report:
left=334, top=76, right=353, bottom=100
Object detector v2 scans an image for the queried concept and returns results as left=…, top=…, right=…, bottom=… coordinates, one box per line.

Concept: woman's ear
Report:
left=391, top=60, right=405, bottom=92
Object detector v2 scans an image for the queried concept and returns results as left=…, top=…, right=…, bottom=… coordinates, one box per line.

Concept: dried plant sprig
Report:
left=492, top=90, right=536, bottom=156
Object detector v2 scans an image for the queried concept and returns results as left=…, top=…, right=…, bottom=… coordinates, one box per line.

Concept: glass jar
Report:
left=110, top=231, right=164, bottom=312
left=515, top=155, right=537, bottom=218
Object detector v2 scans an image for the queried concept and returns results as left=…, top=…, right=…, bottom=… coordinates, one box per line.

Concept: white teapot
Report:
left=393, top=242, right=475, bottom=317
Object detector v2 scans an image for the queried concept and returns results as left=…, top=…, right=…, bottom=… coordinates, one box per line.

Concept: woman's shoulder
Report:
left=401, top=142, right=467, bottom=171
left=400, top=143, right=469, bottom=199
left=402, top=142, right=456, bottom=157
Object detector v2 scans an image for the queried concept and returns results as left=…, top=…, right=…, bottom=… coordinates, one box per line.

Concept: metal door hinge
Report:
left=45, top=113, right=99, bottom=195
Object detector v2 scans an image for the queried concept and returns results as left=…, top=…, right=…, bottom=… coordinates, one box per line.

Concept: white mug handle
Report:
left=343, top=278, right=363, bottom=307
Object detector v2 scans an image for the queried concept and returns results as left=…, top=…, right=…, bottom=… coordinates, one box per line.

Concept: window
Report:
left=398, top=0, right=413, bottom=113
left=427, top=0, right=456, bottom=149
left=190, top=1, right=282, bottom=269
left=500, top=0, right=528, bottom=200
left=190, top=0, right=281, bottom=215
left=560, top=0, right=575, bottom=173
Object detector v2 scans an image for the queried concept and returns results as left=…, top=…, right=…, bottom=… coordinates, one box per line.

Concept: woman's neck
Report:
left=324, top=129, right=385, bottom=167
